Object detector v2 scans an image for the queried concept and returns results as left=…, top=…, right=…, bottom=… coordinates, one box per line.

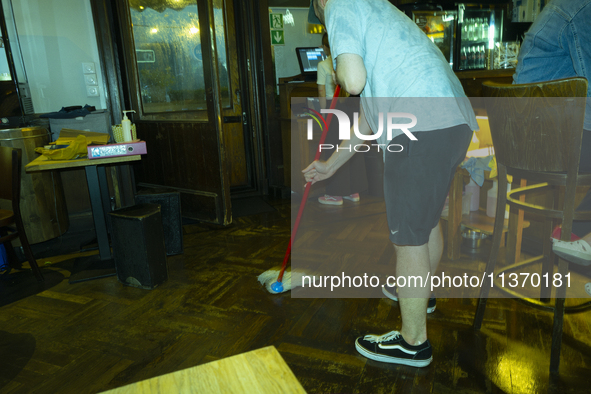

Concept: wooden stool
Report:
left=473, top=77, right=591, bottom=374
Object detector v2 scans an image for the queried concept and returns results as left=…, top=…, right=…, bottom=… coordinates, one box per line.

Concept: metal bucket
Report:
left=462, top=229, right=488, bottom=250
left=0, top=127, right=69, bottom=244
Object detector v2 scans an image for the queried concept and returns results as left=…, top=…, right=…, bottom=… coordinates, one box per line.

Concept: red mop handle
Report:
left=276, top=85, right=342, bottom=283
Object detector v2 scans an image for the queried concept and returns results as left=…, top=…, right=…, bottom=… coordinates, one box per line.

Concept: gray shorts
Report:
left=384, top=124, right=472, bottom=246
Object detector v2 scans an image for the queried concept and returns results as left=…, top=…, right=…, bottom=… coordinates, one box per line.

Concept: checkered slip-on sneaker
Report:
left=382, top=285, right=437, bottom=313
left=355, top=330, right=433, bottom=367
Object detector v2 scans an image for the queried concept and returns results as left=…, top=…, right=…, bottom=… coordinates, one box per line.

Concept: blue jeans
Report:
left=513, top=0, right=591, bottom=131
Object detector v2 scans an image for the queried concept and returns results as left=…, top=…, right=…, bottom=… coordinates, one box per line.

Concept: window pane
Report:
left=0, top=35, right=11, bottom=81
left=213, top=0, right=230, bottom=108
left=130, top=2, right=206, bottom=113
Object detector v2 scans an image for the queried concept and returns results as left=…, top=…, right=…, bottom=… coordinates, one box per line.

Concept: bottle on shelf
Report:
left=489, top=13, right=496, bottom=43
left=481, top=17, right=489, bottom=41
left=461, top=46, right=468, bottom=69
left=479, top=44, right=486, bottom=68
left=121, top=110, right=136, bottom=142
left=462, top=21, right=469, bottom=42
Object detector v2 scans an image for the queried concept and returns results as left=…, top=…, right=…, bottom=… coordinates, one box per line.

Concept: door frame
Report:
left=92, top=0, right=232, bottom=224
left=90, top=0, right=278, bottom=217
left=232, top=0, right=278, bottom=197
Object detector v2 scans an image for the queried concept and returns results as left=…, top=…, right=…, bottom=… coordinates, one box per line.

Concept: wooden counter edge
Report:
left=454, top=69, right=515, bottom=80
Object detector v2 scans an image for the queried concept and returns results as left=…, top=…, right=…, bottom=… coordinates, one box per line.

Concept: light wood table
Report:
left=99, top=346, right=306, bottom=394
left=26, top=154, right=141, bottom=283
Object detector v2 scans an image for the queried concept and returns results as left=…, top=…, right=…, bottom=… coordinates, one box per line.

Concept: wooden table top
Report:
left=25, top=154, right=141, bottom=172
left=99, top=346, right=307, bottom=394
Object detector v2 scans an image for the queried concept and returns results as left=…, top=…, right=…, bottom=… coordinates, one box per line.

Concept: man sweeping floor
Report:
left=303, top=0, right=478, bottom=367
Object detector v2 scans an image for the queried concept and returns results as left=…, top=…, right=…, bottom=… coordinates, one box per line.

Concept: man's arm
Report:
left=336, top=53, right=367, bottom=96
left=302, top=103, right=372, bottom=184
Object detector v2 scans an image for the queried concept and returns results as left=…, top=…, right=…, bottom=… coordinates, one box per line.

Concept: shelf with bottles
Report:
left=457, top=13, right=496, bottom=71
left=461, top=17, right=491, bottom=44
left=459, top=43, right=489, bottom=71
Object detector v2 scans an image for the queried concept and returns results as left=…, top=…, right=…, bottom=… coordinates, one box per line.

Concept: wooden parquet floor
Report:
left=1, top=195, right=591, bottom=394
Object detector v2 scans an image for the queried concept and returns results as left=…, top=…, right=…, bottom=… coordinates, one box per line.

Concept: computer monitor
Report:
left=295, top=47, right=327, bottom=81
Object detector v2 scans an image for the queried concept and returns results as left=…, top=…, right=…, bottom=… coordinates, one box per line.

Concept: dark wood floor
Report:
left=1, top=195, right=591, bottom=394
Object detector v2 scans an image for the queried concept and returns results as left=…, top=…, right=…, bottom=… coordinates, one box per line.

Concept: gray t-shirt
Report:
left=325, top=0, right=478, bottom=143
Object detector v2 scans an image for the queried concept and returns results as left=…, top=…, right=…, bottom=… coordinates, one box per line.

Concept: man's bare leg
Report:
left=396, top=223, right=443, bottom=345
left=428, top=222, right=444, bottom=275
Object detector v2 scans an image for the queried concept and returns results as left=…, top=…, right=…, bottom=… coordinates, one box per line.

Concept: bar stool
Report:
left=473, top=77, right=591, bottom=374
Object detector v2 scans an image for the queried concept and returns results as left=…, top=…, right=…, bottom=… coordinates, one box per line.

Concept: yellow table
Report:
left=99, top=346, right=307, bottom=394
left=25, top=153, right=140, bottom=171
left=26, top=154, right=141, bottom=283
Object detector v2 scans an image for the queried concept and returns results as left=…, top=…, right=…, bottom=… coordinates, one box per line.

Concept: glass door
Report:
left=126, top=0, right=253, bottom=190
left=117, top=0, right=245, bottom=224
left=128, top=0, right=232, bottom=116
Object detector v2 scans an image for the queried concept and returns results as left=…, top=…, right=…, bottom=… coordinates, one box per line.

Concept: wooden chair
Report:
left=0, top=146, right=44, bottom=281
left=473, top=77, right=591, bottom=374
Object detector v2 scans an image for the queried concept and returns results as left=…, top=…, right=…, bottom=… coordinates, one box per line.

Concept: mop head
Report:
left=258, top=267, right=315, bottom=294
left=258, top=267, right=293, bottom=294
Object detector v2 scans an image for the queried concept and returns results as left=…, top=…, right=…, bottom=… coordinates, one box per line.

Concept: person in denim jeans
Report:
left=514, top=0, right=591, bottom=264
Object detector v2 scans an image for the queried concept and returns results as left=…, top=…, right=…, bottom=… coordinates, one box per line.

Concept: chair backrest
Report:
left=482, top=77, right=588, bottom=174
left=0, top=146, right=22, bottom=205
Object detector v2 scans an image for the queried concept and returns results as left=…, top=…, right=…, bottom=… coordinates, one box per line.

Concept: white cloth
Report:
left=317, top=55, right=336, bottom=98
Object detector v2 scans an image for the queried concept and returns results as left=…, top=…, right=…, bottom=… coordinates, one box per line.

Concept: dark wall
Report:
left=0, top=81, right=21, bottom=118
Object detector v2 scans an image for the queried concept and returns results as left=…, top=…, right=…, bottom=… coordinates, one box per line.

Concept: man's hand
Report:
left=302, top=160, right=335, bottom=184
left=302, top=105, right=372, bottom=185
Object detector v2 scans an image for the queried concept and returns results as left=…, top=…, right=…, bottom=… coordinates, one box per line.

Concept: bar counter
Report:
left=455, top=68, right=515, bottom=101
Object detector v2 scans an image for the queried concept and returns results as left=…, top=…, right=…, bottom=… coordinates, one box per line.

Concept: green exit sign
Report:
left=270, top=13, right=283, bottom=29
left=271, top=30, right=285, bottom=45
